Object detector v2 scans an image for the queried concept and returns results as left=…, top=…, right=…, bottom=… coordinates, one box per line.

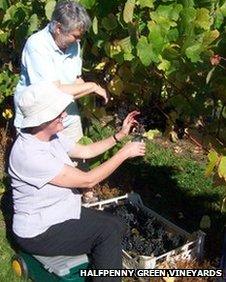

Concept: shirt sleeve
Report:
left=16, top=151, right=65, bottom=189
left=22, top=47, right=58, bottom=83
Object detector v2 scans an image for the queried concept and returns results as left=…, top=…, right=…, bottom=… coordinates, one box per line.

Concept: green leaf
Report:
left=79, top=136, right=93, bottom=145
left=0, top=29, right=8, bottom=43
left=221, top=197, right=226, bottom=213
left=205, top=150, right=219, bottom=177
left=136, top=36, right=153, bottom=66
left=185, top=43, right=202, bottom=62
left=167, top=28, right=179, bottom=42
left=223, top=107, right=226, bottom=119
left=202, top=30, right=219, bottom=48
left=101, top=15, right=118, bottom=31
left=45, top=0, right=56, bottom=20
left=123, top=0, right=135, bottom=23
left=148, top=21, right=166, bottom=53
left=79, top=0, right=96, bottom=9
left=195, top=8, right=212, bottom=30
left=157, top=59, right=171, bottom=72
left=200, top=215, right=211, bottom=229
left=218, top=157, right=226, bottom=181
left=214, top=9, right=224, bottom=29
left=138, top=0, right=155, bottom=9
left=0, top=0, right=9, bottom=11
left=28, top=14, right=39, bottom=35
left=220, top=2, right=226, bottom=17
left=92, top=16, right=98, bottom=34
left=206, top=67, right=216, bottom=84
left=3, top=4, right=27, bottom=24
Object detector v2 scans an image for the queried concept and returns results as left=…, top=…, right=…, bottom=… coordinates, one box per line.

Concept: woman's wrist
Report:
left=114, top=131, right=126, bottom=143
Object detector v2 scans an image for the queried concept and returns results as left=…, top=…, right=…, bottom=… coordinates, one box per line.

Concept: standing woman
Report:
left=14, top=0, right=108, bottom=142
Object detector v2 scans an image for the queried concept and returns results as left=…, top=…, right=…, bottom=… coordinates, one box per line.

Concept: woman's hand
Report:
left=115, top=111, right=140, bottom=141
left=120, top=141, right=146, bottom=159
left=93, top=83, right=109, bottom=104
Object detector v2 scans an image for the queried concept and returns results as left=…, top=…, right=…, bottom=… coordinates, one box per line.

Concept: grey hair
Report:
left=49, top=0, right=91, bottom=34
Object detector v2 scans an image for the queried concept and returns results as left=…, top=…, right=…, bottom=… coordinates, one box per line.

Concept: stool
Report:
left=12, top=251, right=90, bottom=281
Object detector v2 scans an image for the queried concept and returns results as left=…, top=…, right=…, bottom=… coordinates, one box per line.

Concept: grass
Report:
left=0, top=211, right=25, bottom=281
left=0, top=137, right=225, bottom=281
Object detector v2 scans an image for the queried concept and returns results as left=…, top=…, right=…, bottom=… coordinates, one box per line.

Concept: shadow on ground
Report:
left=108, top=159, right=226, bottom=263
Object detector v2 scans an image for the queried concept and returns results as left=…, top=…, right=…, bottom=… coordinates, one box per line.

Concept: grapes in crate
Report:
left=105, top=203, right=185, bottom=257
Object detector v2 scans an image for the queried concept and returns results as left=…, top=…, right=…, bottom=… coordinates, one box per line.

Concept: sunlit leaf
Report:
left=214, top=9, right=224, bottom=29
left=28, top=13, right=39, bottom=35
left=107, top=75, right=124, bottom=96
left=157, top=59, right=171, bottom=72
left=218, top=157, right=226, bottom=181
left=92, top=16, right=98, bottom=34
left=137, top=36, right=153, bottom=66
left=138, top=0, right=155, bottom=9
left=202, top=30, right=220, bottom=47
left=185, top=43, right=202, bottom=63
left=195, top=8, right=212, bottom=30
left=205, top=150, right=219, bottom=177
left=221, top=197, right=226, bottom=213
left=148, top=21, right=166, bottom=53
left=79, top=0, right=96, bottom=9
left=220, top=2, right=226, bottom=16
left=45, top=0, right=56, bottom=20
left=0, top=29, right=8, bottom=43
left=206, top=67, right=215, bottom=84
left=123, top=0, right=135, bottom=23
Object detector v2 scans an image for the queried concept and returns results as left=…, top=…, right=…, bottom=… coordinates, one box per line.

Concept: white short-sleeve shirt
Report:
left=14, top=25, right=83, bottom=141
left=8, top=131, right=82, bottom=238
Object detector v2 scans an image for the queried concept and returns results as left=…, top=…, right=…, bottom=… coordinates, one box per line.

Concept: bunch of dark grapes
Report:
left=105, top=203, right=185, bottom=257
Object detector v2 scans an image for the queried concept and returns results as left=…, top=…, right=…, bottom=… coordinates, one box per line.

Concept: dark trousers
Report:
left=14, top=207, right=125, bottom=282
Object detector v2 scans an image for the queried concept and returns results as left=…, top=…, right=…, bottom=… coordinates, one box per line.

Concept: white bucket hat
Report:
left=19, top=82, right=73, bottom=128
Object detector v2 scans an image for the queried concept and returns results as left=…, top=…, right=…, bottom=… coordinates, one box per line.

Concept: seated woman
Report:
left=8, top=82, right=145, bottom=280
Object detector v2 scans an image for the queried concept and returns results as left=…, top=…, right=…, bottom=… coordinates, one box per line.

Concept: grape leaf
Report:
left=101, top=15, right=118, bottom=31
left=185, top=43, right=202, bottom=63
left=200, top=215, right=211, bottom=229
left=92, top=16, right=98, bottom=34
left=220, top=2, right=226, bottom=16
left=28, top=14, right=39, bottom=35
left=205, top=150, right=219, bottom=177
left=137, top=36, right=154, bottom=66
left=138, top=0, right=155, bottom=9
left=123, top=0, right=135, bottom=23
left=0, top=0, right=9, bottom=11
left=195, top=8, right=212, bottom=30
left=218, top=157, right=226, bottom=181
left=45, top=0, right=56, bottom=20
left=79, top=0, right=96, bottom=9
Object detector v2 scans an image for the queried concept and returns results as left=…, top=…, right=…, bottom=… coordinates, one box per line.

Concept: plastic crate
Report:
left=84, top=193, right=205, bottom=270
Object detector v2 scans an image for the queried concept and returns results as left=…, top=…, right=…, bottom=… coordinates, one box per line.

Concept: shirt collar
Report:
left=45, top=24, right=78, bottom=57
left=20, top=131, right=59, bottom=149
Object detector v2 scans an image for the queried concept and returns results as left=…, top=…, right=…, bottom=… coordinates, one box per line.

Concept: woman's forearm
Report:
left=58, top=82, right=96, bottom=97
left=85, top=149, right=127, bottom=187
left=69, top=132, right=125, bottom=159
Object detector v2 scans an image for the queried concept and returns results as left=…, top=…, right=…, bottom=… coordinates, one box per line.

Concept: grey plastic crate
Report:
left=84, top=193, right=205, bottom=269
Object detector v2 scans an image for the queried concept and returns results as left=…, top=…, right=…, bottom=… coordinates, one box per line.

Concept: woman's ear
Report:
left=55, top=22, right=62, bottom=35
